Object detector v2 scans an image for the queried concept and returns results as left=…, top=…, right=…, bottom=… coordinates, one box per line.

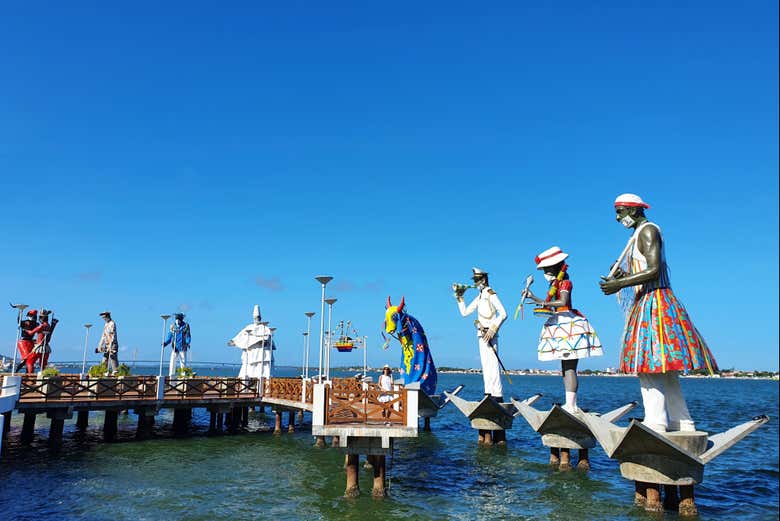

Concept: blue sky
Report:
left=1, top=2, right=777, bottom=371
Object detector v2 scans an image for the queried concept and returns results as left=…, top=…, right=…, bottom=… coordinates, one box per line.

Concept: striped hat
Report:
left=614, top=193, right=650, bottom=209
left=535, top=246, right=568, bottom=269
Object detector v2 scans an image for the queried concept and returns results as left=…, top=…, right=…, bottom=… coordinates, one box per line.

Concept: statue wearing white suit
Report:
left=228, top=305, right=274, bottom=379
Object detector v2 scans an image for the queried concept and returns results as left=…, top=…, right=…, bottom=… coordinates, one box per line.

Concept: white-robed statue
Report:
left=228, top=305, right=274, bottom=379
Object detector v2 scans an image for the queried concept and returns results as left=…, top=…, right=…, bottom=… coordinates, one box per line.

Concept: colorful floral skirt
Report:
left=620, top=287, right=718, bottom=374
left=538, top=310, right=603, bottom=361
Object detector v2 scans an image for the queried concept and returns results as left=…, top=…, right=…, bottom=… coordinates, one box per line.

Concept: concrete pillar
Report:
left=483, top=430, right=493, bottom=445
left=344, top=454, right=360, bottom=497
left=135, top=410, right=154, bottom=440
left=297, top=410, right=304, bottom=423
left=287, top=410, right=295, bottom=433
left=2, top=411, right=11, bottom=438
left=242, top=407, right=249, bottom=428
left=76, top=411, right=89, bottom=431
left=549, top=447, right=560, bottom=466
left=577, top=448, right=590, bottom=471
left=216, top=412, right=224, bottom=431
left=644, top=483, right=663, bottom=513
left=331, top=436, right=340, bottom=447
left=273, top=411, right=282, bottom=434
left=493, top=429, right=506, bottom=445
left=230, top=406, right=242, bottom=433
left=423, top=417, right=431, bottom=432
left=173, top=408, right=189, bottom=434
left=314, top=436, right=326, bottom=448
left=368, top=455, right=387, bottom=497
left=634, top=481, right=647, bottom=507
left=49, top=417, right=65, bottom=447
left=679, top=485, right=697, bottom=517
left=21, top=412, right=37, bottom=445
left=559, top=448, right=572, bottom=471
left=663, top=485, right=680, bottom=511
left=477, top=429, right=485, bottom=444
left=208, top=410, right=217, bottom=434
left=104, top=410, right=119, bottom=442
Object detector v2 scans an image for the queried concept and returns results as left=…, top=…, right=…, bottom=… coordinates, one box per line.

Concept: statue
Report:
left=599, top=193, right=718, bottom=432
left=524, top=246, right=602, bottom=412
left=383, top=296, right=437, bottom=396
left=453, top=267, right=508, bottom=400
left=228, top=305, right=274, bottom=379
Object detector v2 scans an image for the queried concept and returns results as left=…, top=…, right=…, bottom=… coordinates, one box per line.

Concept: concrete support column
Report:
left=644, top=483, right=663, bottom=513
left=634, top=481, right=647, bottom=507
left=76, top=411, right=89, bottom=431
left=242, top=407, right=249, bottom=428
left=103, top=410, right=119, bottom=442
left=559, top=448, right=572, bottom=470
left=273, top=411, right=282, bottom=434
left=2, top=411, right=11, bottom=439
left=483, top=430, right=493, bottom=445
left=135, top=410, right=155, bottom=440
left=208, top=410, right=217, bottom=434
left=314, top=436, right=326, bottom=448
left=216, top=412, right=224, bottom=431
left=493, top=429, right=506, bottom=445
left=331, top=436, right=340, bottom=447
left=577, top=448, right=590, bottom=471
left=21, top=412, right=37, bottom=445
left=423, top=417, right=431, bottom=432
left=344, top=454, right=360, bottom=498
left=477, top=429, right=485, bottom=444
left=549, top=447, right=560, bottom=466
left=678, top=485, right=697, bottom=517
left=287, top=410, right=295, bottom=433
left=48, top=417, right=65, bottom=447
left=296, top=410, right=304, bottom=423
left=368, top=455, right=387, bottom=497
left=173, top=408, right=189, bottom=435
left=663, top=485, right=680, bottom=511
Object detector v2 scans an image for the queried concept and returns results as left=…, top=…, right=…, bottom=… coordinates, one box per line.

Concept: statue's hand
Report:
left=482, top=325, right=498, bottom=342
left=599, top=277, right=622, bottom=295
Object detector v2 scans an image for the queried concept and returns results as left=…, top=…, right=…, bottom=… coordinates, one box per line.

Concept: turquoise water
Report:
left=1, top=368, right=777, bottom=521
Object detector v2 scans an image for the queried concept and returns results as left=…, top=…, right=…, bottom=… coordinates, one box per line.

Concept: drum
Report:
left=533, top=307, right=554, bottom=319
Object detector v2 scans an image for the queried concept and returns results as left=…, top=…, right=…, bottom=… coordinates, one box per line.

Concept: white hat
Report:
left=471, top=267, right=488, bottom=278
left=614, top=193, right=650, bottom=209
left=535, top=246, right=569, bottom=269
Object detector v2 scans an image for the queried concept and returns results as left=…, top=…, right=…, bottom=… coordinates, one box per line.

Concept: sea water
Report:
left=0, top=368, right=777, bottom=521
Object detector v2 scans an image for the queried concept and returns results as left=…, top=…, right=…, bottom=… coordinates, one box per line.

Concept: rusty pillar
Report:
left=273, top=411, right=282, bottom=434
left=103, top=410, right=119, bottom=442
left=287, top=411, right=295, bottom=433
left=477, top=429, right=485, bottom=444
left=548, top=447, right=560, bottom=466
left=577, top=448, right=590, bottom=471
left=644, top=483, right=663, bottom=513
left=21, top=412, right=37, bottom=445
left=559, top=448, right=572, bottom=471
left=634, top=481, right=647, bottom=507
left=369, top=455, right=387, bottom=497
left=678, top=485, right=697, bottom=517
left=483, top=430, right=493, bottom=445
left=344, top=454, right=360, bottom=498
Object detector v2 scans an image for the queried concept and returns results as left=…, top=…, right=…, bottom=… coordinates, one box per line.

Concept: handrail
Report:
left=325, top=381, right=405, bottom=425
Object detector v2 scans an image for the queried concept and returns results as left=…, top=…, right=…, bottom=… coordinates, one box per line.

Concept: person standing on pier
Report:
left=96, top=311, right=120, bottom=375
left=454, top=267, right=508, bottom=400
left=228, top=305, right=273, bottom=379
left=599, top=193, right=718, bottom=433
left=163, top=313, right=191, bottom=377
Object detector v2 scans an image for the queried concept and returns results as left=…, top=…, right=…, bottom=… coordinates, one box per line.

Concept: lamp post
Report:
left=304, top=312, right=315, bottom=379
left=10, top=303, right=28, bottom=375
left=363, top=335, right=368, bottom=382
left=80, top=324, right=93, bottom=378
left=159, top=314, right=171, bottom=378
left=314, top=276, right=332, bottom=383
left=324, top=297, right=337, bottom=381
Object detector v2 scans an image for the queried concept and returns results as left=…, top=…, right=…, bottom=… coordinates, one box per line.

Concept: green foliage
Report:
left=40, top=366, right=60, bottom=378
left=88, top=362, right=108, bottom=378
left=175, top=366, right=196, bottom=378
left=116, top=363, right=131, bottom=376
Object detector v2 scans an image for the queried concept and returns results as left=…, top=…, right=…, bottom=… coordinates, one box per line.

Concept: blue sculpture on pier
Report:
left=383, top=296, right=437, bottom=396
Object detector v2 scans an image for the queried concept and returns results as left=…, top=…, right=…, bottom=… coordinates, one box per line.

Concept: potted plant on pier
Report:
left=87, top=362, right=120, bottom=399
left=173, top=366, right=203, bottom=397
left=38, top=366, right=63, bottom=400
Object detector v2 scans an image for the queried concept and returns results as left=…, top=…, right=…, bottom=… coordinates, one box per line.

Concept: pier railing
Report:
left=16, top=374, right=260, bottom=403
left=325, top=380, right=406, bottom=425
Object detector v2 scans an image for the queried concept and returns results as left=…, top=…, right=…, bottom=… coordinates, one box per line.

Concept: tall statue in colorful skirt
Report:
left=599, top=193, right=718, bottom=433
left=383, top=296, right=437, bottom=396
left=454, top=267, right=508, bottom=400
left=525, top=246, right=602, bottom=413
